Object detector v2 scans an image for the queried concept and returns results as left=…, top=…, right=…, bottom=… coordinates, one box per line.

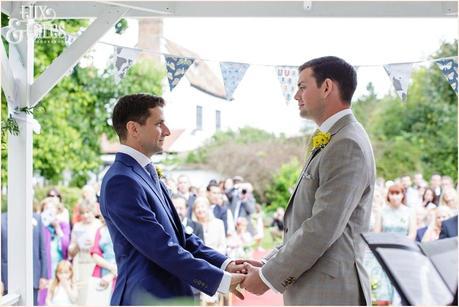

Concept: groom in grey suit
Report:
left=240, top=56, right=375, bottom=305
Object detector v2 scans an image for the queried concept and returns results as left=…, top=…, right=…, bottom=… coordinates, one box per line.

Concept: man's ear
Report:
left=126, top=121, right=138, bottom=138
left=321, top=78, right=334, bottom=98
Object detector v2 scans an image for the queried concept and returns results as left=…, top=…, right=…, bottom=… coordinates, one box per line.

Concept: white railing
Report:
left=1, top=293, right=21, bottom=306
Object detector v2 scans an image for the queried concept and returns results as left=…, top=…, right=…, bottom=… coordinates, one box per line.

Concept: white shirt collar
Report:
left=319, top=109, right=353, bottom=132
left=118, top=144, right=152, bottom=168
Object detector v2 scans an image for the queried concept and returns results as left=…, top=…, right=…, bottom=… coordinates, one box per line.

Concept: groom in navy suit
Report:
left=100, top=94, right=245, bottom=305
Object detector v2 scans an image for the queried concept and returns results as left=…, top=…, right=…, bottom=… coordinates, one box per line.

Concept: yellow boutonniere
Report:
left=155, top=165, right=164, bottom=179
left=312, top=131, right=331, bottom=150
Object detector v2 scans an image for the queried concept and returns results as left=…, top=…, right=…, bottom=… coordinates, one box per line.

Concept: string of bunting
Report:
left=102, top=36, right=458, bottom=102
left=2, top=27, right=457, bottom=103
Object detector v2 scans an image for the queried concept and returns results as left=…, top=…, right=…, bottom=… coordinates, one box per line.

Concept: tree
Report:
left=1, top=17, right=165, bottom=187
left=264, top=158, right=301, bottom=212
left=354, top=40, right=457, bottom=181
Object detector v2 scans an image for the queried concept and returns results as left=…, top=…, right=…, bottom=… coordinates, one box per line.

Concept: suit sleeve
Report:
left=262, top=139, right=370, bottom=293
left=37, top=216, right=48, bottom=279
left=105, top=175, right=224, bottom=296
left=181, top=226, right=227, bottom=268
left=439, top=221, right=449, bottom=239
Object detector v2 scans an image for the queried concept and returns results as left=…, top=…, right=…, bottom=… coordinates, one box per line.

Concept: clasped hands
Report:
left=226, top=259, right=270, bottom=299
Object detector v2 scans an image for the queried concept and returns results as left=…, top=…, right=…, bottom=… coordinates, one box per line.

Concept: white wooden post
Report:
left=7, top=17, right=35, bottom=305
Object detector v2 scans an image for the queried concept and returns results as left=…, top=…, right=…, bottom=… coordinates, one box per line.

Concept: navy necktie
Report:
left=145, top=163, right=162, bottom=192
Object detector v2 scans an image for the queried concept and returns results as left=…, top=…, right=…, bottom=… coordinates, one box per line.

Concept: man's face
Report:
left=135, top=107, right=171, bottom=157
left=177, top=176, right=190, bottom=194
left=431, top=175, right=441, bottom=188
left=173, top=198, right=187, bottom=220
left=401, top=176, right=412, bottom=188
left=294, top=68, right=326, bottom=120
left=208, top=186, right=221, bottom=205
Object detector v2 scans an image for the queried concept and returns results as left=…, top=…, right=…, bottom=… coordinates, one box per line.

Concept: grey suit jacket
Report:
left=261, top=114, right=375, bottom=306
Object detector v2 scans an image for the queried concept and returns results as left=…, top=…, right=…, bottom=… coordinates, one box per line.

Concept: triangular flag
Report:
left=275, top=66, right=299, bottom=103
left=383, top=63, right=414, bottom=101
left=113, top=46, right=141, bottom=84
left=435, top=57, right=458, bottom=94
left=164, top=55, right=195, bottom=92
left=65, top=33, right=76, bottom=47
left=220, top=62, right=250, bottom=100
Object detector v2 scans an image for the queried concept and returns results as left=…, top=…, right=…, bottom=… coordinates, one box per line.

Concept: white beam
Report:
left=0, top=41, right=17, bottom=105
left=7, top=18, right=34, bottom=306
left=4, top=1, right=457, bottom=18
left=30, top=6, right=128, bottom=106
left=0, top=1, right=13, bottom=17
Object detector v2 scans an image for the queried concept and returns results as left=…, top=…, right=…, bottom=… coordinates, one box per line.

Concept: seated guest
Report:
left=416, top=206, right=450, bottom=242
left=172, top=196, right=204, bottom=241
left=439, top=215, right=458, bottom=239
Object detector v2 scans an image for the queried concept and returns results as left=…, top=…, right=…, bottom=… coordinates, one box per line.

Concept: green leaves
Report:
left=1, top=18, right=164, bottom=187
left=354, top=40, right=457, bottom=181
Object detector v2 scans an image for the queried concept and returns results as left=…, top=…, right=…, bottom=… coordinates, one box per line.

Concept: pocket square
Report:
left=303, top=173, right=312, bottom=180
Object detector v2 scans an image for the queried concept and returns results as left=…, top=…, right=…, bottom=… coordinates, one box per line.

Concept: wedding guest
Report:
left=90, top=213, right=117, bottom=305
left=192, top=197, right=226, bottom=306
left=439, top=187, right=458, bottom=214
left=416, top=206, right=451, bottom=242
left=39, top=197, right=71, bottom=281
left=46, top=260, right=78, bottom=306
left=422, top=188, right=437, bottom=209
left=68, top=200, right=101, bottom=305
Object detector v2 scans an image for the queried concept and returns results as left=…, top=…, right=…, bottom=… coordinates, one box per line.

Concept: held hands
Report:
left=230, top=273, right=246, bottom=300
left=226, top=259, right=269, bottom=297
left=240, top=263, right=269, bottom=296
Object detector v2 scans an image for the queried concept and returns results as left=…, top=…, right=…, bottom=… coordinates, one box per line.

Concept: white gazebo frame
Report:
left=0, top=1, right=456, bottom=305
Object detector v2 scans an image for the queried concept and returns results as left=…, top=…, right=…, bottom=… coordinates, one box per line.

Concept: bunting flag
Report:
left=113, top=46, right=141, bottom=84
left=276, top=66, right=299, bottom=103
left=165, top=55, right=195, bottom=91
left=220, top=62, right=250, bottom=100
left=435, top=57, right=458, bottom=94
left=383, top=63, right=414, bottom=101
left=64, top=33, right=76, bottom=47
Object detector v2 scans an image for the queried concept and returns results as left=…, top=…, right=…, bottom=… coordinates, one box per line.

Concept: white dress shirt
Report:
left=117, top=145, right=232, bottom=294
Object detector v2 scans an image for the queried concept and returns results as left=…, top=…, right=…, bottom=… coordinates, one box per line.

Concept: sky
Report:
left=91, top=16, right=457, bottom=135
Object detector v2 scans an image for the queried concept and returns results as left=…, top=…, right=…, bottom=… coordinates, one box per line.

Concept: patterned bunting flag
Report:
left=276, top=66, right=299, bottom=103
left=383, top=63, right=414, bottom=101
left=64, top=33, right=76, bottom=47
left=435, top=57, right=458, bottom=94
left=220, top=62, right=250, bottom=100
left=165, top=55, right=195, bottom=91
left=113, top=46, right=141, bottom=84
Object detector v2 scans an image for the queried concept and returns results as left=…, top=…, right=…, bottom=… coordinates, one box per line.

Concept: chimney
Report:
left=136, top=18, right=163, bottom=64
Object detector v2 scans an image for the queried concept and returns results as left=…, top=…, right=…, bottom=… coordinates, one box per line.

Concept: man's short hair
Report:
left=206, top=182, right=219, bottom=192
left=112, top=94, right=165, bottom=140
left=299, top=56, right=357, bottom=104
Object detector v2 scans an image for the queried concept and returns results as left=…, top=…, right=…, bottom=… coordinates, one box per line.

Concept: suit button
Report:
left=285, top=227, right=288, bottom=233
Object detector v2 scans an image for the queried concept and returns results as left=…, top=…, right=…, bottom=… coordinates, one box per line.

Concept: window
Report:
left=215, top=110, right=221, bottom=130
left=196, top=105, right=203, bottom=130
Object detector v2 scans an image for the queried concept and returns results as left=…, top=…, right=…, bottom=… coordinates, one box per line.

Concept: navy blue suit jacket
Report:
left=213, top=204, right=229, bottom=234
left=439, top=215, right=458, bottom=239
left=100, top=153, right=227, bottom=305
left=1, top=213, right=48, bottom=291
left=415, top=226, right=428, bottom=242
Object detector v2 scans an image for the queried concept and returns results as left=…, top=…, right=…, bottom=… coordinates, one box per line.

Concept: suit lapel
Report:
left=285, top=114, right=357, bottom=213
left=159, top=181, right=185, bottom=243
left=116, top=153, right=181, bottom=239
